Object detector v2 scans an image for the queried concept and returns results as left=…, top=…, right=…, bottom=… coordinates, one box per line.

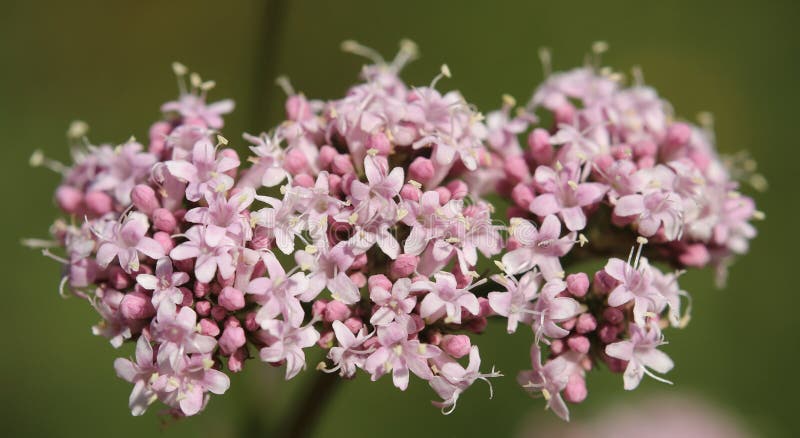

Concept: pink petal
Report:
left=529, top=193, right=560, bottom=216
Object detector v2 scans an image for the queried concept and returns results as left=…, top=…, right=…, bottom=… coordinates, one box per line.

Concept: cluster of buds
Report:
left=28, top=41, right=761, bottom=420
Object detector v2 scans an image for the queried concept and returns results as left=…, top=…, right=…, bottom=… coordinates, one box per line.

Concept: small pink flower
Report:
left=606, top=322, right=673, bottom=390
left=259, top=319, right=320, bottom=379
left=95, top=212, right=164, bottom=273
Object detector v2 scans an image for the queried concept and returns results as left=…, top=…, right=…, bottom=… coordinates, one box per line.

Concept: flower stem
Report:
left=281, top=371, right=341, bottom=438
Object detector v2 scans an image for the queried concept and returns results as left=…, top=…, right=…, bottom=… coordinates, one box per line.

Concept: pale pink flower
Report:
left=364, top=321, right=441, bottom=390
left=169, top=224, right=236, bottom=283
left=135, top=257, right=189, bottom=310
left=606, top=322, right=673, bottom=390
left=412, top=272, right=480, bottom=324
left=370, top=277, right=417, bottom=326
left=325, top=320, right=374, bottom=378
left=488, top=270, right=541, bottom=333
left=165, top=139, right=239, bottom=202
left=529, top=162, right=608, bottom=231
left=95, top=212, right=164, bottom=273
left=259, top=319, right=320, bottom=379
left=502, top=215, right=575, bottom=279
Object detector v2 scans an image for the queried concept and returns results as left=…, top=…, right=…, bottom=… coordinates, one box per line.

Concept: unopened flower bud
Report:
left=131, top=184, right=159, bottom=215
left=152, top=208, right=177, bottom=232
left=441, top=334, right=471, bottom=358
left=218, top=286, right=245, bottom=311
left=219, top=326, right=246, bottom=355
left=566, top=272, right=590, bottom=297
left=389, top=254, right=419, bottom=279
left=55, top=186, right=83, bottom=214
left=409, top=157, right=435, bottom=183
left=120, top=292, right=155, bottom=320
left=85, top=191, right=112, bottom=216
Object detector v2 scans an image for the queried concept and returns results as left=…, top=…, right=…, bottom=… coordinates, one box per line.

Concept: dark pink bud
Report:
left=503, top=156, right=530, bottom=183
left=593, top=270, right=617, bottom=294
left=107, top=266, right=131, bottom=290
left=228, top=348, right=247, bottom=373
left=152, top=231, right=175, bottom=253
left=218, top=286, right=245, bottom=311
left=400, top=183, right=421, bottom=201
left=389, top=254, right=419, bottom=279
left=199, top=318, right=220, bottom=337
left=211, top=305, right=227, bottom=321
left=566, top=272, right=590, bottom=297
left=679, top=243, right=710, bottom=267
left=478, top=297, right=492, bottom=318
left=440, top=335, right=471, bottom=358
left=196, top=300, right=212, bottom=317
left=343, top=317, right=363, bottom=334
left=435, top=187, right=451, bottom=204
left=312, top=300, right=328, bottom=319
left=327, top=173, right=342, bottom=196
left=152, top=208, right=177, bottom=233
left=55, top=186, right=83, bottom=214
left=603, top=307, right=624, bottom=324
left=563, top=374, right=587, bottom=403
left=194, top=282, right=211, bottom=298
left=465, top=317, right=488, bottom=333
left=318, top=145, right=337, bottom=169
left=180, top=288, right=193, bottom=307
left=367, top=274, right=392, bottom=292
left=219, top=326, right=246, bottom=355
left=244, top=312, right=259, bottom=332
left=284, top=148, right=308, bottom=174
left=120, top=292, right=155, bottom=320
left=598, top=324, right=620, bottom=344
left=366, top=132, right=392, bottom=155
left=567, top=335, right=591, bottom=354
left=85, top=191, right=112, bottom=216
left=409, top=157, right=435, bottom=183
left=293, top=173, right=314, bottom=188
left=575, top=313, right=597, bottom=334
left=324, top=300, right=351, bottom=322
left=131, top=184, right=160, bottom=215
left=511, top=184, right=535, bottom=209
left=666, top=122, right=691, bottom=146
left=527, top=128, right=553, bottom=165
left=331, top=154, right=354, bottom=175
left=446, top=180, right=469, bottom=199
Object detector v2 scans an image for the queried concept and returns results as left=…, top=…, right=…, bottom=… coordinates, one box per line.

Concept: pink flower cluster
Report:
left=31, top=42, right=761, bottom=420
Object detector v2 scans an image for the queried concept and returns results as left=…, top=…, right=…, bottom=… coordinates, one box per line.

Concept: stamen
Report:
left=538, top=47, right=552, bottom=77
left=340, top=40, right=385, bottom=65
left=275, top=75, right=296, bottom=96
left=429, top=64, right=452, bottom=89
left=391, top=38, right=419, bottom=72
left=67, top=120, right=89, bottom=139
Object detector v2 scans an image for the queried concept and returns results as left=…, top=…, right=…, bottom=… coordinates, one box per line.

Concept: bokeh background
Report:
left=1, top=0, right=795, bottom=436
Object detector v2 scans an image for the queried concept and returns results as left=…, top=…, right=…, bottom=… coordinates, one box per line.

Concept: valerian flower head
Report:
left=29, top=44, right=760, bottom=421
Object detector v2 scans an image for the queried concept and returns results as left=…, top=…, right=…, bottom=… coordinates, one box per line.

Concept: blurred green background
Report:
left=1, top=0, right=795, bottom=436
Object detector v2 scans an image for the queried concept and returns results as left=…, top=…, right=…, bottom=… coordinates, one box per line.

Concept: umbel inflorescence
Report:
left=28, top=41, right=762, bottom=420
